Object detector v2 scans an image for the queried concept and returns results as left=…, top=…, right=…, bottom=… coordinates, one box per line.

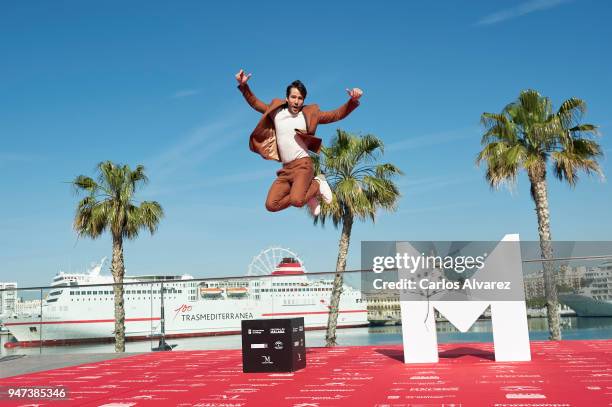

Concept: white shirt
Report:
left=273, top=107, right=309, bottom=163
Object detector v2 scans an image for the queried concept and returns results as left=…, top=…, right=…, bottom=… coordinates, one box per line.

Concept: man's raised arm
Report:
left=235, top=69, right=268, bottom=113
left=318, top=88, right=363, bottom=124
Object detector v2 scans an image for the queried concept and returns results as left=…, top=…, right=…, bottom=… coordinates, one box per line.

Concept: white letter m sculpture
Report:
left=399, top=234, right=531, bottom=363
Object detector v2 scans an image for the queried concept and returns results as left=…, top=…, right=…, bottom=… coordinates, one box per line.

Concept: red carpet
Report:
left=1, top=340, right=611, bottom=406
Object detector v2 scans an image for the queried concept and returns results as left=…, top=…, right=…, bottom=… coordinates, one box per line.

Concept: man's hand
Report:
left=235, top=69, right=252, bottom=85
left=346, top=88, right=363, bottom=101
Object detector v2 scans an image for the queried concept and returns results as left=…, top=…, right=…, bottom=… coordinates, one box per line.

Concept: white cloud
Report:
left=139, top=110, right=253, bottom=197
left=476, top=0, right=572, bottom=26
left=0, top=152, right=41, bottom=168
left=144, top=169, right=270, bottom=197
left=386, top=127, right=478, bottom=153
left=0, top=152, right=39, bottom=162
left=172, top=89, right=200, bottom=99
left=399, top=174, right=473, bottom=194
left=146, top=118, right=240, bottom=177
left=395, top=201, right=478, bottom=215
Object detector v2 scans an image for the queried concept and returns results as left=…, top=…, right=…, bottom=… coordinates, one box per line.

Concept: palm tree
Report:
left=311, top=130, right=402, bottom=346
left=72, top=161, right=163, bottom=352
left=476, top=90, right=603, bottom=340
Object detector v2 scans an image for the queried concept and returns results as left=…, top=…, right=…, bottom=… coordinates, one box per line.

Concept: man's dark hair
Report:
left=286, top=80, right=307, bottom=99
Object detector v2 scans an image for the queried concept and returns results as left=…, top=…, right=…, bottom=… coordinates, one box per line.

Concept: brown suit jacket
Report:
left=238, top=83, right=360, bottom=162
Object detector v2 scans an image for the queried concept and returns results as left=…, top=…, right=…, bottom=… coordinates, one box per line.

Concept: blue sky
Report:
left=1, top=0, right=611, bottom=287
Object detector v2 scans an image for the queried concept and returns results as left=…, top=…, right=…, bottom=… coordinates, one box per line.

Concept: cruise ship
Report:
left=559, top=261, right=612, bottom=317
left=3, top=258, right=367, bottom=347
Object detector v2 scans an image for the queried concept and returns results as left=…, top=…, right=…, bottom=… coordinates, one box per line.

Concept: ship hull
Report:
left=4, top=297, right=368, bottom=347
left=559, top=294, right=612, bottom=317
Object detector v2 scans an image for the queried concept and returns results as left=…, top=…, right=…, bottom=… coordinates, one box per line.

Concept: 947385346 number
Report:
left=0, top=386, right=68, bottom=400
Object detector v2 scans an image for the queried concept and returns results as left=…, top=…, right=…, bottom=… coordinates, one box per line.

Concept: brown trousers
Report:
left=265, top=157, right=320, bottom=212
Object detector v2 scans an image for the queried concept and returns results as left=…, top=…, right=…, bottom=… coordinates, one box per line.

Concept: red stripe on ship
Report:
left=262, top=310, right=367, bottom=316
left=5, top=310, right=366, bottom=325
left=3, top=317, right=160, bottom=326
left=4, top=323, right=369, bottom=348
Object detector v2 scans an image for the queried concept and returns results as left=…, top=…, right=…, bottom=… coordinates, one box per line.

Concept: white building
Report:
left=0, top=282, right=17, bottom=316
left=14, top=299, right=43, bottom=317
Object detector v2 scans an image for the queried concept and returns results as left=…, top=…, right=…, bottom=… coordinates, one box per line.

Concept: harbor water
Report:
left=2, top=316, right=611, bottom=357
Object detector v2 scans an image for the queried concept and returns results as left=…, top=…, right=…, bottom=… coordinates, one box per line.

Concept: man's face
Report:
left=286, top=87, right=305, bottom=114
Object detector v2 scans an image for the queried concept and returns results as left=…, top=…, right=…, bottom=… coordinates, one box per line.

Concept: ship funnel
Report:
left=89, top=257, right=107, bottom=276
left=271, top=257, right=305, bottom=275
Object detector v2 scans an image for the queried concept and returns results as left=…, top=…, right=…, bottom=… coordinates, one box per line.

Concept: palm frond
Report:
left=73, top=176, right=99, bottom=194
left=557, top=97, right=587, bottom=129
left=568, top=123, right=599, bottom=139
left=374, top=163, right=403, bottom=178
left=551, top=138, right=604, bottom=186
left=130, top=164, right=149, bottom=187
left=73, top=199, right=112, bottom=238
left=314, top=131, right=402, bottom=228
left=354, top=134, right=383, bottom=163
left=362, top=176, right=400, bottom=208
left=476, top=141, right=524, bottom=189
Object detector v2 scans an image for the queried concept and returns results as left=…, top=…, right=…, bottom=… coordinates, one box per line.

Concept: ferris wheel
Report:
left=247, top=247, right=305, bottom=276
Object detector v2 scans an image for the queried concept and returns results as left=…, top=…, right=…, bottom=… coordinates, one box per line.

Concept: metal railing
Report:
left=1, top=253, right=612, bottom=354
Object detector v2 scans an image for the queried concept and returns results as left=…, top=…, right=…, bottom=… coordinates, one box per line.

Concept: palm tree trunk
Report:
left=325, top=212, right=354, bottom=347
left=111, top=234, right=126, bottom=352
left=529, top=168, right=561, bottom=340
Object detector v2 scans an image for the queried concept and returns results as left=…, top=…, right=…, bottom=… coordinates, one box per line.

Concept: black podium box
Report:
left=241, top=317, right=306, bottom=373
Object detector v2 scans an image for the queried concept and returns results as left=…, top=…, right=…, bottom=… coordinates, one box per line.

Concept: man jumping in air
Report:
left=236, top=69, right=363, bottom=215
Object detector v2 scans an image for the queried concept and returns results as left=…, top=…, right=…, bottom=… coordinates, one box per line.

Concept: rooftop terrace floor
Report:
left=0, top=340, right=610, bottom=406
